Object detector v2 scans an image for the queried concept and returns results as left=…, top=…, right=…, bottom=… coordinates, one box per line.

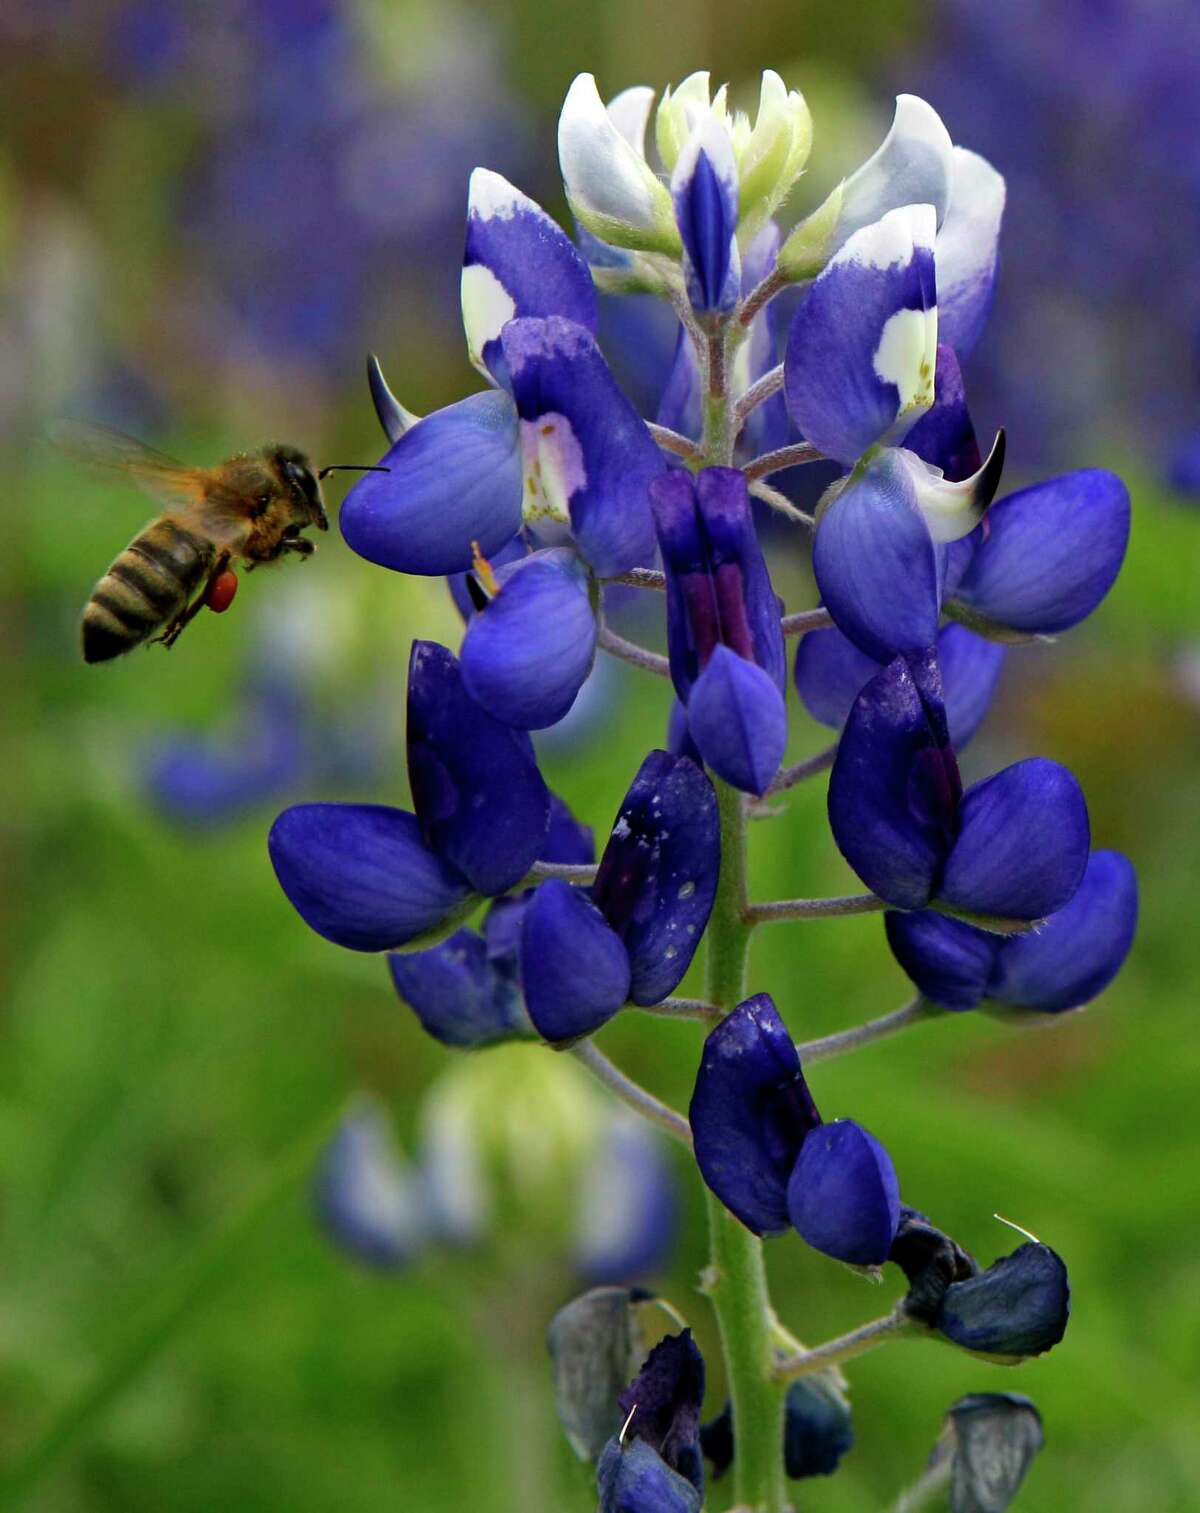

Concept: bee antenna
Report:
left=317, top=464, right=391, bottom=480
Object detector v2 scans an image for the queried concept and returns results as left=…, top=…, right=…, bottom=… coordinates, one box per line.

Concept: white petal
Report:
left=937, top=147, right=1006, bottom=355
left=835, top=95, right=954, bottom=250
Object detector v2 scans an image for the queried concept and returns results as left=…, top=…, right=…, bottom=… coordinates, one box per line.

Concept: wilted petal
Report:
left=953, top=469, right=1131, bottom=635
left=987, top=849, right=1138, bottom=1013
left=340, top=390, right=522, bottom=576
left=936, top=148, right=1006, bottom=358
left=558, top=73, right=680, bottom=256
left=785, top=1379, right=855, bottom=1479
left=672, top=113, right=741, bottom=314
left=520, top=879, right=631, bottom=1043
left=314, top=1103, right=428, bottom=1268
left=937, top=1243, right=1070, bottom=1361
left=407, top=640, right=549, bottom=893
left=617, top=1331, right=706, bottom=1495
left=597, top=1437, right=703, bottom=1513
left=787, top=1118, right=901, bottom=1265
left=389, top=928, right=533, bottom=1047
left=591, top=751, right=719, bottom=1006
left=831, top=95, right=955, bottom=252
left=885, top=910, right=997, bottom=1011
left=688, top=647, right=787, bottom=794
left=460, top=547, right=597, bottom=730
left=889, top=1205, right=979, bottom=1324
left=785, top=204, right=938, bottom=465
left=549, top=1286, right=651, bottom=1462
left=827, top=656, right=962, bottom=910
left=812, top=450, right=940, bottom=661
left=502, top=316, right=664, bottom=575
left=689, top=994, right=821, bottom=1236
left=940, top=1393, right=1044, bottom=1513
left=943, top=758, right=1090, bottom=922
left=269, top=804, right=473, bottom=952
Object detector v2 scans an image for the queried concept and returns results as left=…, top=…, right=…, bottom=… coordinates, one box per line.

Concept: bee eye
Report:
left=252, top=494, right=271, bottom=518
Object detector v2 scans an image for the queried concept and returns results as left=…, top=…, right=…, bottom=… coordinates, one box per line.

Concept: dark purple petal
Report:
left=888, top=1206, right=978, bottom=1324
left=884, top=909, right=997, bottom=1011
left=988, top=849, right=1138, bottom=1012
left=340, top=390, right=522, bottom=576
left=406, top=640, right=549, bottom=894
left=597, top=1437, right=703, bottom=1513
left=462, top=168, right=597, bottom=381
left=666, top=699, right=702, bottom=767
left=388, top=928, right=533, bottom=1047
left=813, top=450, right=940, bottom=662
left=938, top=622, right=1005, bottom=748
left=672, top=117, right=740, bottom=314
left=943, top=759, right=1090, bottom=921
left=314, top=1106, right=427, bottom=1269
left=787, top=1119, right=901, bottom=1265
left=784, top=1379, right=855, bottom=1479
left=617, top=1331, right=706, bottom=1494
left=784, top=205, right=937, bottom=465
left=687, top=647, right=788, bottom=795
left=502, top=316, right=664, bottom=575
left=591, top=751, right=719, bottom=1006
left=937, top=1244, right=1070, bottom=1361
left=902, top=344, right=982, bottom=481
left=519, top=879, right=630, bottom=1044
left=460, top=547, right=597, bottom=730
left=689, top=994, right=821, bottom=1237
left=543, top=793, right=597, bottom=865
left=268, top=804, right=473, bottom=952
left=953, top=470, right=1131, bottom=635
left=827, top=657, right=962, bottom=911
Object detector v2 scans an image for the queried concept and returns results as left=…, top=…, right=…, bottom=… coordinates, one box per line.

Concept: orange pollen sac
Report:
left=470, top=540, right=501, bottom=599
left=205, top=569, right=239, bottom=614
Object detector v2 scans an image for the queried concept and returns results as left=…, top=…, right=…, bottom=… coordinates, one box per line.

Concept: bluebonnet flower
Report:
left=689, top=994, right=901, bottom=1265
left=828, top=653, right=1090, bottom=923
left=597, top=1331, right=706, bottom=1513
left=390, top=751, right=718, bottom=1046
left=701, top=1378, right=854, bottom=1482
left=269, top=640, right=550, bottom=950
left=650, top=467, right=786, bottom=794
left=886, top=849, right=1138, bottom=1013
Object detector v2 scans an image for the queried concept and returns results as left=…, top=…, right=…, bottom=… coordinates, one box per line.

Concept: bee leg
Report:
left=155, top=551, right=232, bottom=649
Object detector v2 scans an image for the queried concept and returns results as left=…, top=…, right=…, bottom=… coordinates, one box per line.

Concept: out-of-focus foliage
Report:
left=3, top=2, right=1199, bottom=1511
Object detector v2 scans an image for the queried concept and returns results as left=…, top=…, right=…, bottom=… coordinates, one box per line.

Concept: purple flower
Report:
left=650, top=468, right=787, bottom=794
left=828, top=654, right=1090, bottom=923
left=689, top=995, right=900, bottom=1263
left=886, top=849, right=1137, bottom=1012
left=702, top=1378, right=854, bottom=1482
left=269, top=641, right=550, bottom=951
left=671, top=113, right=741, bottom=314
left=597, top=1331, right=706, bottom=1513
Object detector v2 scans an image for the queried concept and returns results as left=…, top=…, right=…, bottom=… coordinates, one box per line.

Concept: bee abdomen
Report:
left=81, top=520, right=214, bottom=663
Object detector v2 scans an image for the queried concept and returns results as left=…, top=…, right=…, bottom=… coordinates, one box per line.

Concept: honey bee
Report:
left=52, top=422, right=382, bottom=663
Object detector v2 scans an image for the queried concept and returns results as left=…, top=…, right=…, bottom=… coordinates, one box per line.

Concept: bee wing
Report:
left=48, top=420, right=210, bottom=512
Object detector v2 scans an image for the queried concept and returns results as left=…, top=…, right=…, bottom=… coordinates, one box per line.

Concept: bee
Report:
left=51, top=422, right=382, bottom=663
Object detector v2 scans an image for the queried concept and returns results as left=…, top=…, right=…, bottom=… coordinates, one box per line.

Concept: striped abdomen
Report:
left=81, top=518, right=215, bottom=663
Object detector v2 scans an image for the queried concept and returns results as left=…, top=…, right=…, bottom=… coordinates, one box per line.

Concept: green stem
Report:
left=0, top=1097, right=347, bottom=1506
left=702, top=778, right=788, bottom=1513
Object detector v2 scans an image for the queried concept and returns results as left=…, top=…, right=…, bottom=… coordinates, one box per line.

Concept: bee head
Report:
left=270, top=445, right=329, bottom=531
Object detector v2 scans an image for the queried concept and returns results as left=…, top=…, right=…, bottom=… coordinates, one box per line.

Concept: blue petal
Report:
left=787, top=1119, right=901, bottom=1265
left=462, top=168, right=597, bottom=381
left=597, top=1437, right=703, bottom=1513
left=268, top=804, right=473, bottom=952
left=938, top=622, right=1005, bottom=748
left=737, top=222, right=793, bottom=458
left=784, top=1380, right=855, bottom=1479
left=591, top=751, right=719, bottom=1006
left=656, top=326, right=702, bottom=439
left=666, top=699, right=702, bottom=767
left=688, top=647, right=788, bottom=794
left=340, top=390, right=523, bottom=576
left=672, top=115, right=741, bottom=314
left=884, top=909, right=997, bottom=1010
left=813, top=449, right=940, bottom=662
left=460, top=547, right=597, bottom=730
left=616, top=1330, right=706, bottom=1494
left=501, top=316, right=664, bottom=575
left=689, top=994, right=822, bottom=1237
left=314, top=1105, right=428, bottom=1269
left=388, top=928, right=533, bottom=1047
left=794, top=625, right=881, bottom=731
left=936, top=147, right=1005, bottom=359
left=953, top=470, right=1131, bottom=635
left=573, top=1116, right=679, bottom=1283
left=543, top=792, right=597, bottom=864
left=827, top=656, right=962, bottom=911
left=407, top=640, right=549, bottom=893
left=943, top=759, right=1090, bottom=921
left=519, top=879, right=630, bottom=1043
left=902, top=344, right=982, bottom=481
left=988, top=850, right=1138, bottom=1012
left=937, top=1243, right=1070, bottom=1361
left=784, top=204, right=937, bottom=465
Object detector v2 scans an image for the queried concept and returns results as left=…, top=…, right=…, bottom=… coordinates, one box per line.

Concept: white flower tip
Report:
left=891, top=93, right=954, bottom=155
left=467, top=166, right=531, bottom=222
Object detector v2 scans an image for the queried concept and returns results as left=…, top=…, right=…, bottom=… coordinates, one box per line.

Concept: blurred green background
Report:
left=4, top=1, right=1200, bottom=1509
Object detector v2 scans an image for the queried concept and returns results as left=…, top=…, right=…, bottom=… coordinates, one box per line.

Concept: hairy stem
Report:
left=738, top=265, right=787, bottom=329
left=735, top=363, right=784, bottom=425
left=766, top=744, right=837, bottom=794
left=889, top=1456, right=954, bottom=1513
left=745, top=894, right=886, bottom=924
left=646, top=422, right=701, bottom=460
left=596, top=622, right=671, bottom=678
left=569, top=1041, right=692, bottom=1147
left=601, top=567, right=667, bottom=592
left=632, top=996, right=721, bottom=1023
left=773, top=1307, right=914, bottom=1382
left=796, top=996, right=942, bottom=1064
left=526, top=860, right=599, bottom=885
left=780, top=607, right=834, bottom=637
left=744, top=442, right=822, bottom=480
left=748, top=478, right=814, bottom=526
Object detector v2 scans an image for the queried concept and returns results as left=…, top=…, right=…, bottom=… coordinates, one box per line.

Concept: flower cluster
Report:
left=269, top=66, right=1138, bottom=1511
